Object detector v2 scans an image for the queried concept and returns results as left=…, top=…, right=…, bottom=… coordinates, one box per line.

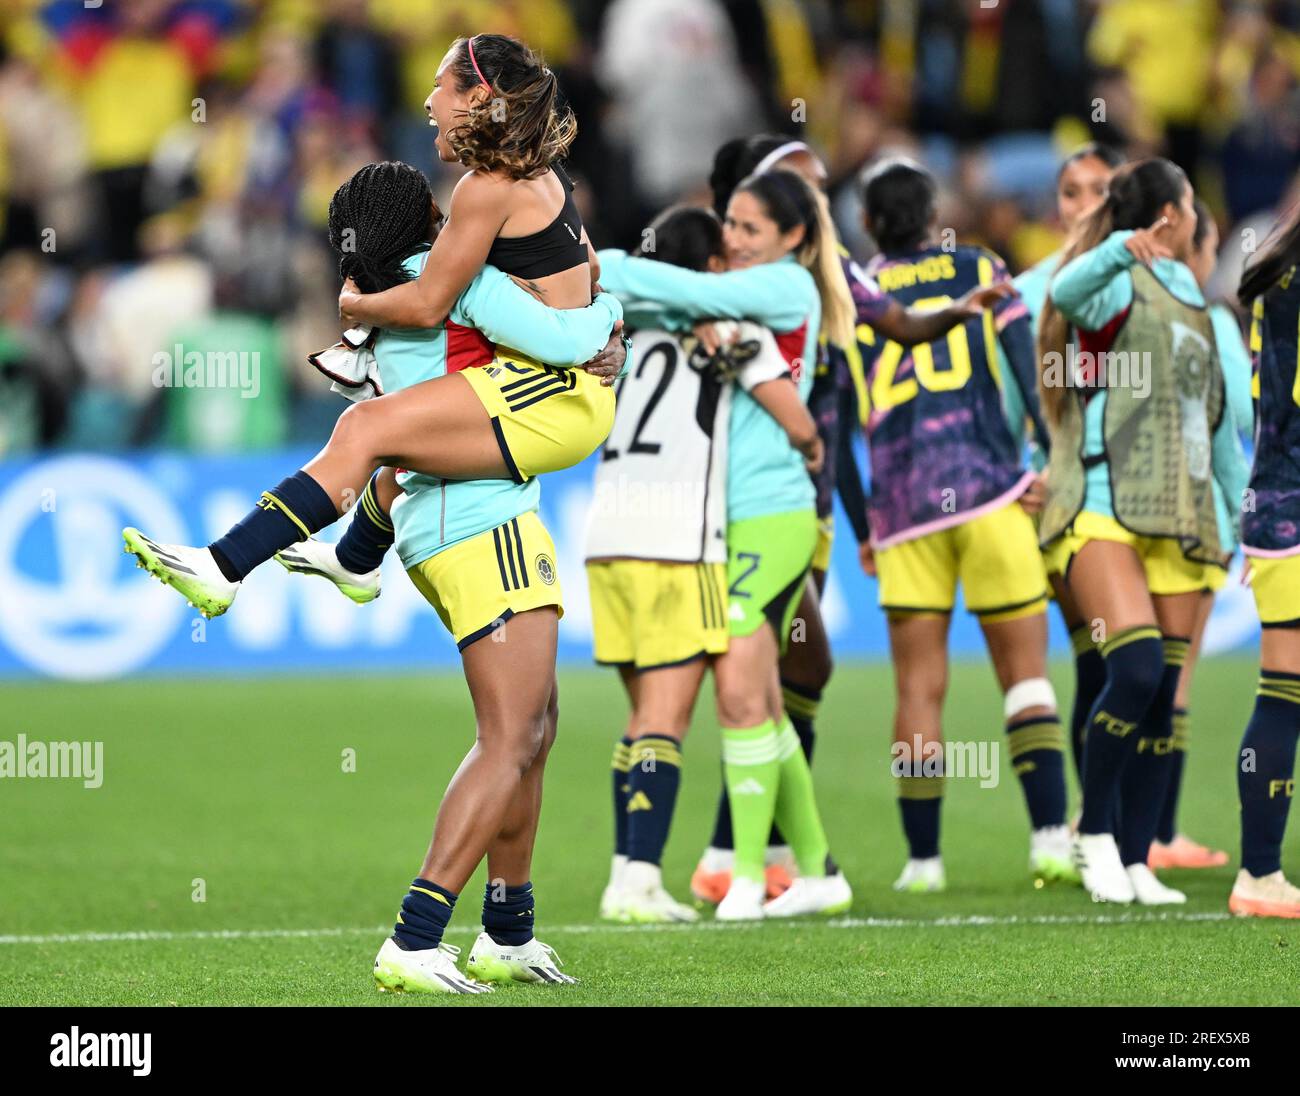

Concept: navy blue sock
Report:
left=1117, top=638, right=1185, bottom=865
left=209, top=470, right=337, bottom=581
left=393, top=878, right=457, bottom=951
left=612, top=736, right=632, bottom=857
left=1239, top=673, right=1300, bottom=877
left=335, top=472, right=393, bottom=575
left=897, top=776, right=944, bottom=859
left=1156, top=707, right=1190, bottom=845
left=709, top=775, right=734, bottom=850
left=624, top=736, right=683, bottom=866
left=1006, top=714, right=1067, bottom=829
left=483, top=881, right=534, bottom=947
left=1070, top=626, right=1106, bottom=788
left=1079, top=626, right=1164, bottom=836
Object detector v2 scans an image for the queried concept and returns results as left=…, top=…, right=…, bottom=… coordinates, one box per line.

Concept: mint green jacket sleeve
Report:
left=1049, top=230, right=1137, bottom=331
left=1211, top=303, right=1254, bottom=437
left=453, top=266, right=622, bottom=366
left=597, top=249, right=813, bottom=330
left=1212, top=407, right=1250, bottom=553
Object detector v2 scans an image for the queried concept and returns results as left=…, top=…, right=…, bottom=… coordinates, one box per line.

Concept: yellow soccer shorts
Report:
left=406, top=510, right=564, bottom=650
left=587, top=559, right=729, bottom=671
left=462, top=347, right=615, bottom=483
left=811, top=513, right=835, bottom=574
left=1248, top=553, right=1300, bottom=628
left=876, top=501, right=1048, bottom=622
left=1042, top=510, right=1222, bottom=597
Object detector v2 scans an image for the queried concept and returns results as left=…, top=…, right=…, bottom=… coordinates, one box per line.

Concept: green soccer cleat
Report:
left=1030, top=825, right=1082, bottom=885
left=373, top=938, right=492, bottom=995
left=465, top=932, right=577, bottom=986
left=122, top=527, right=239, bottom=619
left=275, top=538, right=381, bottom=604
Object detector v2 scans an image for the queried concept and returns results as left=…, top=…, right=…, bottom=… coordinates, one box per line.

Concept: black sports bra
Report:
left=486, top=165, right=588, bottom=280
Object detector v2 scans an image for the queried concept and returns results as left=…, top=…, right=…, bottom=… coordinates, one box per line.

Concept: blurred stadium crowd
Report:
left=2, top=0, right=1299, bottom=456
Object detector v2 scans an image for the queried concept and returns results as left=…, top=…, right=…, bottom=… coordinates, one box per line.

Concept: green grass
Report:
left=2, top=658, right=1297, bottom=1006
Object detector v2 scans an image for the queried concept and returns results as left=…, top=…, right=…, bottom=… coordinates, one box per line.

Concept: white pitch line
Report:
left=0, top=909, right=1236, bottom=947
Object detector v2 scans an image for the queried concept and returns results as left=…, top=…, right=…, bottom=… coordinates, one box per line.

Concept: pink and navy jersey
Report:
left=857, top=243, right=1040, bottom=548
left=1244, top=267, right=1300, bottom=556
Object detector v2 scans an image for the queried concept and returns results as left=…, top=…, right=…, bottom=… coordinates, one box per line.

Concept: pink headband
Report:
left=467, top=35, right=491, bottom=90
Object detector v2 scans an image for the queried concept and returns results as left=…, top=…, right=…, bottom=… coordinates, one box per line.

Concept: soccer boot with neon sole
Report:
left=465, top=932, right=577, bottom=985
left=1148, top=834, right=1229, bottom=870
left=763, top=871, right=853, bottom=917
left=893, top=856, right=946, bottom=893
left=1030, top=825, right=1081, bottom=884
left=715, top=875, right=766, bottom=921
left=1073, top=833, right=1135, bottom=903
left=122, top=528, right=239, bottom=619
left=275, top=537, right=380, bottom=604
left=1229, top=869, right=1300, bottom=919
left=1126, top=863, right=1186, bottom=905
left=617, top=861, right=698, bottom=923
left=373, top=938, right=492, bottom=995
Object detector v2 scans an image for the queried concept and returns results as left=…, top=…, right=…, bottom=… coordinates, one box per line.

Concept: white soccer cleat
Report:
left=275, top=537, right=381, bottom=604
left=762, top=871, right=853, bottom=918
left=617, top=860, right=699, bottom=923
left=1126, top=863, right=1187, bottom=905
left=1229, top=869, right=1300, bottom=919
left=1030, top=825, right=1081, bottom=884
left=372, top=937, right=492, bottom=995
left=893, top=856, right=946, bottom=893
left=715, top=875, right=766, bottom=921
left=1073, top=833, right=1135, bottom=903
left=465, top=932, right=577, bottom=985
left=122, top=528, right=239, bottom=619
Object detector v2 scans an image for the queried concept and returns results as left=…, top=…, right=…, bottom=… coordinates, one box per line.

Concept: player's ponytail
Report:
left=1240, top=201, right=1300, bottom=305
left=328, top=161, right=437, bottom=293
left=734, top=170, right=856, bottom=352
left=1037, top=157, right=1189, bottom=425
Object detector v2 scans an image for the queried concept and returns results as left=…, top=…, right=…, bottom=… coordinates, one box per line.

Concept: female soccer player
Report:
left=587, top=206, right=824, bottom=923
left=306, top=162, right=601, bottom=993
left=1015, top=145, right=1124, bottom=800
left=1038, top=158, right=1242, bottom=904
left=688, top=134, right=1013, bottom=905
left=1229, top=204, right=1300, bottom=917
left=124, top=34, right=621, bottom=618
left=597, top=168, right=856, bottom=919
left=1147, top=200, right=1250, bottom=871
left=853, top=159, right=1069, bottom=894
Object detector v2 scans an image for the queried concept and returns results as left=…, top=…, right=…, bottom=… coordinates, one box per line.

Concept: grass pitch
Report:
left=2, top=658, right=1297, bottom=1006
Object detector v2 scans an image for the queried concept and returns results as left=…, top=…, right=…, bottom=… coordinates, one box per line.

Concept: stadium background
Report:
left=0, top=0, right=1288, bottom=678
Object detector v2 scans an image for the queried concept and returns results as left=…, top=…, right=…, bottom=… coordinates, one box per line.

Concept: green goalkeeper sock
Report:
left=772, top=716, right=830, bottom=876
left=721, top=720, right=780, bottom=883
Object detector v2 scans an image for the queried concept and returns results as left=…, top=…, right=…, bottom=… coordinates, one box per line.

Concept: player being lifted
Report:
left=855, top=158, right=1072, bottom=893
left=586, top=206, right=823, bottom=922
left=1039, top=158, right=1242, bottom=904
left=1228, top=205, right=1300, bottom=918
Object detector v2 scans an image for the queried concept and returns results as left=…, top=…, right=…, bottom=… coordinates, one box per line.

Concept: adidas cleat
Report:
left=1030, top=825, right=1081, bottom=885
left=715, top=875, right=766, bottom=921
left=1073, top=833, right=1135, bottom=904
left=1229, top=869, right=1300, bottom=919
left=465, top=932, right=577, bottom=985
left=275, top=537, right=380, bottom=604
left=1126, top=863, right=1187, bottom=905
left=373, top=938, right=492, bottom=995
left=893, top=856, right=946, bottom=893
left=122, top=528, right=239, bottom=619
left=616, top=861, right=698, bottom=923
left=762, top=871, right=852, bottom=918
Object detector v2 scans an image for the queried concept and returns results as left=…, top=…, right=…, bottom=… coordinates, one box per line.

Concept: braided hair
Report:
left=327, top=161, right=437, bottom=293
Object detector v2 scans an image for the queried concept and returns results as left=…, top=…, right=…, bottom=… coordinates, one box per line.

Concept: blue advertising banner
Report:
left=0, top=449, right=1261, bottom=680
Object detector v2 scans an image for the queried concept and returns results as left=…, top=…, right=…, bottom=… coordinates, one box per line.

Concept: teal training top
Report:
left=597, top=250, right=819, bottom=522
left=383, top=251, right=622, bottom=568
